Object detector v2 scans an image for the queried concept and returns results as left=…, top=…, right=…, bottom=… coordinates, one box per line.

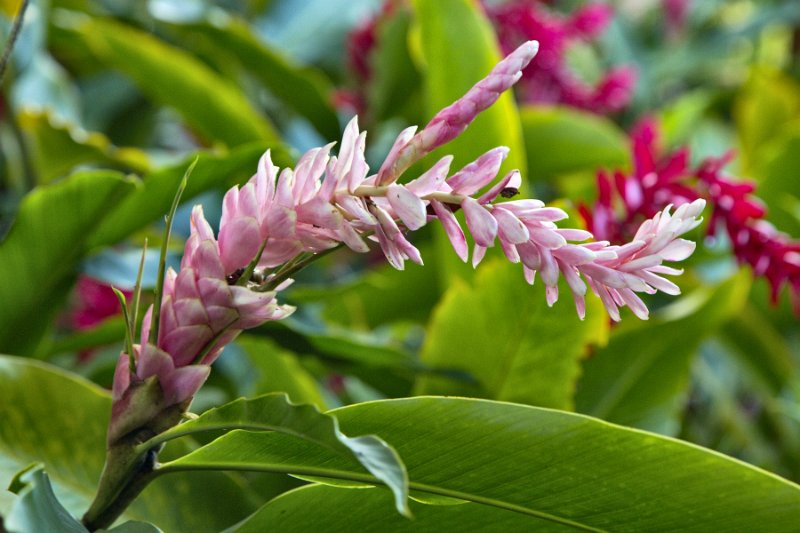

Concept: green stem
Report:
left=81, top=436, right=158, bottom=531
left=149, top=159, right=194, bottom=345
left=258, top=245, right=342, bottom=292
left=0, top=0, right=30, bottom=83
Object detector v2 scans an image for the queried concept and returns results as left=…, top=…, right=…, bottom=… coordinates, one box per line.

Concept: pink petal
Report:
left=462, top=197, right=498, bottom=247
left=218, top=216, right=262, bottom=274
left=387, top=184, right=427, bottom=230
left=472, top=245, right=487, bottom=268
left=161, top=365, right=211, bottom=405
left=431, top=201, right=468, bottom=262
left=112, top=352, right=131, bottom=401
left=447, top=147, right=508, bottom=195
left=493, top=207, right=529, bottom=244
left=162, top=325, right=214, bottom=367
left=376, top=125, right=417, bottom=185
left=478, top=170, right=521, bottom=204
left=406, top=156, right=452, bottom=196
left=659, top=238, right=696, bottom=261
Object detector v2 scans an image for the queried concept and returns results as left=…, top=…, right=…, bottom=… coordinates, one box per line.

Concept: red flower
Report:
left=580, top=117, right=800, bottom=311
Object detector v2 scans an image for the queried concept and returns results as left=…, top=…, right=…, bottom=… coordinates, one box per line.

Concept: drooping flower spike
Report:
left=109, top=40, right=703, bottom=446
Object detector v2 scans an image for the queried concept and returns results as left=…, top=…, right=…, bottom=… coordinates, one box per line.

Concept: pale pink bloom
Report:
left=108, top=40, right=701, bottom=444
left=109, top=206, right=292, bottom=443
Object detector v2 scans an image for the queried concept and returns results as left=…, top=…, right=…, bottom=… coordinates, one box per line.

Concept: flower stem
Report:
left=81, top=437, right=159, bottom=531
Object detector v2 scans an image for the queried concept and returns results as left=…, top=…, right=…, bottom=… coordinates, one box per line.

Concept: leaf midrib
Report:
left=156, top=460, right=602, bottom=532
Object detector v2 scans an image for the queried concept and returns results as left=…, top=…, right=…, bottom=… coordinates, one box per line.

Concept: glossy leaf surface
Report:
left=168, top=397, right=800, bottom=532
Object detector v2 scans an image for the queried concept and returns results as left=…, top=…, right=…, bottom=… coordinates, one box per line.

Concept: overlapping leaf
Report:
left=168, top=397, right=800, bottom=532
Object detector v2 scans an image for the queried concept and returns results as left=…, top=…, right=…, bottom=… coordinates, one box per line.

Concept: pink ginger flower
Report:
left=579, top=117, right=800, bottom=312
left=110, top=41, right=703, bottom=443
left=109, top=207, right=293, bottom=444
left=485, top=0, right=636, bottom=114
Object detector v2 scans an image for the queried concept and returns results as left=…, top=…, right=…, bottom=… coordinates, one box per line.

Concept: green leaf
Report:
left=234, top=484, right=572, bottom=532
left=750, top=124, right=800, bottom=237
left=235, top=335, right=326, bottom=409
left=18, top=109, right=152, bottom=184
left=59, top=15, right=280, bottom=147
left=575, top=271, right=751, bottom=434
left=366, top=8, right=422, bottom=123
left=167, top=17, right=340, bottom=140
left=145, top=393, right=410, bottom=516
left=289, top=254, right=439, bottom=329
left=168, top=397, right=800, bottom=531
left=521, top=106, right=630, bottom=183
left=5, top=465, right=87, bottom=533
left=265, top=316, right=418, bottom=371
left=720, top=302, right=796, bottom=393
left=0, top=171, right=136, bottom=355
left=0, top=356, right=261, bottom=531
left=414, top=259, right=607, bottom=409
left=734, top=67, right=800, bottom=172
left=87, top=143, right=289, bottom=248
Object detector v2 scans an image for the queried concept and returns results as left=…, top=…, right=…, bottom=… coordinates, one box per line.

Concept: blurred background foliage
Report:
left=1, top=0, right=800, bottom=521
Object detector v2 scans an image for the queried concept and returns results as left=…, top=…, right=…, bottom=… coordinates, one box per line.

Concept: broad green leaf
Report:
left=235, top=484, right=571, bottom=532
left=5, top=465, right=86, bottom=533
left=288, top=257, right=439, bottom=329
left=166, top=16, right=340, bottom=140
left=87, top=143, right=289, bottom=248
left=145, top=393, right=409, bottom=516
left=59, top=15, right=279, bottom=147
left=0, top=356, right=260, bottom=531
left=0, top=171, right=135, bottom=355
left=410, top=0, right=526, bottom=283
left=521, top=106, right=630, bottom=183
left=264, top=316, right=418, bottom=371
left=659, top=90, right=715, bottom=148
left=18, top=109, right=151, bottom=184
left=366, top=8, right=422, bottom=123
left=235, top=335, right=326, bottom=409
left=415, top=259, right=607, bottom=409
left=720, top=303, right=796, bottom=393
left=164, top=397, right=800, bottom=532
left=575, top=271, right=751, bottom=434
left=750, top=125, right=800, bottom=236
left=734, top=67, right=800, bottom=172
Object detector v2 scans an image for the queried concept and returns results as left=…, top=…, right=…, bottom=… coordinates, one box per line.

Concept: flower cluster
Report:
left=109, top=41, right=703, bottom=444
left=579, top=117, right=800, bottom=311
left=485, top=0, right=636, bottom=113
left=342, top=0, right=636, bottom=116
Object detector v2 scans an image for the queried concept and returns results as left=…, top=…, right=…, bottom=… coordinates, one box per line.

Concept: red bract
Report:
left=579, top=117, right=800, bottom=311
left=71, top=276, right=131, bottom=330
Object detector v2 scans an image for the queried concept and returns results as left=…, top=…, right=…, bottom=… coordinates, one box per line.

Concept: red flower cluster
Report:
left=579, top=118, right=800, bottom=311
left=342, top=0, right=635, bottom=116
left=485, top=0, right=636, bottom=114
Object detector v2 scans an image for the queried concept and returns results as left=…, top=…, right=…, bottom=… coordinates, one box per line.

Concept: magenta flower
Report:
left=71, top=276, right=131, bottom=331
left=579, top=117, right=800, bottom=312
left=486, top=0, right=636, bottom=114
